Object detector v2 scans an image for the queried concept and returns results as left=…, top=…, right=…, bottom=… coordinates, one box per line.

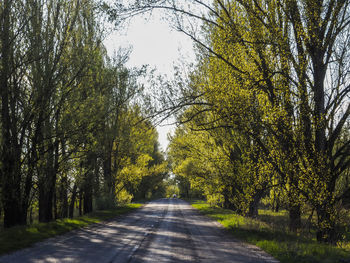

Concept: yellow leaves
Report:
left=115, top=183, right=133, bottom=205
left=119, top=154, right=153, bottom=183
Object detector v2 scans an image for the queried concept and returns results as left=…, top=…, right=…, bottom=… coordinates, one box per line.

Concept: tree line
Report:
left=0, top=0, right=167, bottom=228
left=116, top=0, right=350, bottom=244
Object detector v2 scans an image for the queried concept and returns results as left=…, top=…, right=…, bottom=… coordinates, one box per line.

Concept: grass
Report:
left=0, top=203, right=142, bottom=256
left=191, top=200, right=350, bottom=263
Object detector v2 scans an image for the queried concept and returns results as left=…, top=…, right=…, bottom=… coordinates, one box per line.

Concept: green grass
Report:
left=0, top=203, right=142, bottom=256
left=191, top=200, right=350, bottom=263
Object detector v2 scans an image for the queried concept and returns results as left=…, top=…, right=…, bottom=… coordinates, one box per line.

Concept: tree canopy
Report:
left=1, top=0, right=350, bottom=247
left=0, top=0, right=168, bottom=228
left=120, top=0, right=350, bottom=244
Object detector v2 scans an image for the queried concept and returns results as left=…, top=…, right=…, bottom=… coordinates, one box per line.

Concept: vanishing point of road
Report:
left=0, top=199, right=279, bottom=263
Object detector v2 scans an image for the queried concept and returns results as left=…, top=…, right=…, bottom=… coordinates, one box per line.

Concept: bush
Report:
left=116, top=189, right=133, bottom=205
left=206, top=193, right=224, bottom=207
left=94, top=194, right=117, bottom=210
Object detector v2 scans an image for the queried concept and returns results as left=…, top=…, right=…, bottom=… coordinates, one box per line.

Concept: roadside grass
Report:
left=0, top=203, right=142, bottom=256
left=191, top=200, right=350, bottom=263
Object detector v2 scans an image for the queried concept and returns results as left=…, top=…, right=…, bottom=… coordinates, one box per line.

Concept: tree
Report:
left=0, top=0, right=24, bottom=227
left=0, top=0, right=167, bottom=227
left=25, top=0, right=106, bottom=223
left=115, top=0, right=350, bottom=243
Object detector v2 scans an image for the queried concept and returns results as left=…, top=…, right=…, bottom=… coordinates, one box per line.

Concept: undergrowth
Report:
left=191, top=200, right=350, bottom=263
left=0, top=203, right=142, bottom=255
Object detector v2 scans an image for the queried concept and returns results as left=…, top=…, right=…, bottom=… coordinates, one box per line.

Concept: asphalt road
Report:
left=0, top=199, right=279, bottom=263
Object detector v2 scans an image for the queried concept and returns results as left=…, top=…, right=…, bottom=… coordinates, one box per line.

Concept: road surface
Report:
left=0, top=199, right=279, bottom=263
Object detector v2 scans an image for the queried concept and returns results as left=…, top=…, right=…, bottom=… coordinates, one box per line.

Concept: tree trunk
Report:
left=0, top=0, right=24, bottom=228
left=69, top=184, right=78, bottom=218
left=54, top=189, right=58, bottom=220
left=103, top=150, right=113, bottom=195
left=272, top=191, right=280, bottom=212
left=83, top=186, right=93, bottom=214
left=222, top=187, right=236, bottom=210
left=274, top=200, right=280, bottom=213
left=247, top=190, right=265, bottom=218
left=83, top=154, right=96, bottom=214
left=289, top=204, right=301, bottom=232
left=60, top=139, right=68, bottom=218
left=3, top=193, right=22, bottom=227
left=1, top=140, right=23, bottom=227
left=83, top=170, right=93, bottom=214
left=60, top=175, right=69, bottom=218
left=38, top=142, right=56, bottom=223
left=79, top=192, right=83, bottom=216
left=316, top=205, right=338, bottom=244
left=21, top=164, right=34, bottom=225
left=1, top=144, right=23, bottom=227
left=38, top=183, right=54, bottom=222
left=248, top=201, right=259, bottom=218
left=29, top=206, right=33, bottom=224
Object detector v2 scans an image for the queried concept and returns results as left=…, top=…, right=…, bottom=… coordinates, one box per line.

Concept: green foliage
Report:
left=94, top=194, right=118, bottom=211
left=166, top=0, right=350, bottom=244
left=0, top=0, right=168, bottom=228
left=112, top=110, right=169, bottom=203
left=164, top=177, right=180, bottom=198
left=115, top=189, right=134, bottom=205
left=168, top=120, right=270, bottom=214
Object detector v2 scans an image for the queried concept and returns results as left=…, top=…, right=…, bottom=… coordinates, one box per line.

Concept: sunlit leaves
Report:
left=167, top=0, right=349, bottom=242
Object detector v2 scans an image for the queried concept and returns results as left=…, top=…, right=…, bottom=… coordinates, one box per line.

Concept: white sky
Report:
left=104, top=10, right=196, bottom=152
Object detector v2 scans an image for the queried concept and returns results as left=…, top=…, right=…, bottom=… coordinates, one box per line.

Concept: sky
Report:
left=103, top=10, right=196, bottom=152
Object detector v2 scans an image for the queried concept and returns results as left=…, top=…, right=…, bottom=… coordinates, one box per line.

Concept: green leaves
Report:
left=0, top=0, right=168, bottom=226
left=166, top=0, right=350, bottom=243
